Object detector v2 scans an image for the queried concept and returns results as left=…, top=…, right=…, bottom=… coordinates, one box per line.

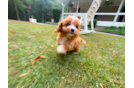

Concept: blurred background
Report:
left=8, top=0, right=63, bottom=22
left=8, top=0, right=125, bottom=23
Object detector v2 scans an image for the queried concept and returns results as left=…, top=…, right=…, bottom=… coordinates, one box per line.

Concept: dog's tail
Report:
left=80, top=38, right=86, bottom=44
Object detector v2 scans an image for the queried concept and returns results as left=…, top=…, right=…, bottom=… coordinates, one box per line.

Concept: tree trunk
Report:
left=23, top=10, right=26, bottom=21
left=13, top=0, right=20, bottom=20
left=42, top=14, right=44, bottom=23
left=27, top=10, right=30, bottom=21
left=29, top=10, right=31, bottom=18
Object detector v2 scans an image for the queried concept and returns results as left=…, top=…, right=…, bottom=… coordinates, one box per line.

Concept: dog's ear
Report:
left=54, top=22, right=62, bottom=33
left=77, top=22, right=81, bottom=30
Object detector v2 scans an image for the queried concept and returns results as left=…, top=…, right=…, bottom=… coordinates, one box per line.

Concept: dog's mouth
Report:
left=67, top=33, right=74, bottom=37
left=70, top=32, right=74, bottom=34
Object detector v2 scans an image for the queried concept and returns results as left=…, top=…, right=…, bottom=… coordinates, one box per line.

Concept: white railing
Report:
left=95, top=12, right=125, bottom=15
left=62, top=12, right=125, bottom=19
left=94, top=12, right=125, bottom=27
left=61, top=12, right=125, bottom=21
left=60, top=12, right=125, bottom=27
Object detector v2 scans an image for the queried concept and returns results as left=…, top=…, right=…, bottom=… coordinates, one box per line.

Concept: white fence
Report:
left=60, top=12, right=125, bottom=27
left=60, top=0, right=125, bottom=27
left=95, top=12, right=125, bottom=27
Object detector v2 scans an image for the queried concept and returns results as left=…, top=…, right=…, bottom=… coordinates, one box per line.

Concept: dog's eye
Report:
left=67, top=23, right=70, bottom=26
left=76, top=25, right=78, bottom=28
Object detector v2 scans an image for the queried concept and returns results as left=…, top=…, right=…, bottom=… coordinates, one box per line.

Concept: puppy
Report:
left=54, top=16, right=86, bottom=54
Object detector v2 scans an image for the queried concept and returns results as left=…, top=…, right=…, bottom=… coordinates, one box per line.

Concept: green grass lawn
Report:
left=8, top=20, right=125, bottom=88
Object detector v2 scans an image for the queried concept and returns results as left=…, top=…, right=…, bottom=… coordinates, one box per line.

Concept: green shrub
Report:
left=118, top=26, right=125, bottom=31
left=103, top=0, right=114, bottom=6
left=105, top=26, right=125, bottom=31
left=88, top=19, right=97, bottom=28
left=118, top=26, right=125, bottom=34
left=105, top=26, right=117, bottom=30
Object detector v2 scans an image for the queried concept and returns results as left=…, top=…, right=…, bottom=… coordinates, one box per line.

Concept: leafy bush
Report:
left=118, top=26, right=125, bottom=31
left=67, top=0, right=74, bottom=7
left=105, top=26, right=117, bottom=30
left=105, top=26, right=125, bottom=31
left=103, top=0, right=114, bottom=6
left=88, top=19, right=97, bottom=28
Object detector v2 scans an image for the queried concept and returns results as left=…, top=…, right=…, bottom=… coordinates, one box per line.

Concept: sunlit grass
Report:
left=8, top=20, right=125, bottom=88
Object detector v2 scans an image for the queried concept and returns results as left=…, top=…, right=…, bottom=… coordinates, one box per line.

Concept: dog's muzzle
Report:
left=70, top=28, right=75, bottom=34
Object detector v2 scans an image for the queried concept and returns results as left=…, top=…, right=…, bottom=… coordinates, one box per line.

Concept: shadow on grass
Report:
left=55, top=50, right=80, bottom=66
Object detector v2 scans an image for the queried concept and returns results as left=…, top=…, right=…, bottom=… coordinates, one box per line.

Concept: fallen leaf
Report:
left=26, top=46, right=31, bottom=49
left=100, top=83, right=103, bottom=88
left=103, top=84, right=109, bottom=88
left=61, top=77, right=65, bottom=79
left=44, top=47, right=47, bottom=51
left=51, top=45, right=53, bottom=47
left=67, top=77, right=72, bottom=83
left=19, top=73, right=28, bottom=77
left=40, top=55, right=46, bottom=59
left=10, top=70, right=19, bottom=75
left=114, top=81, right=119, bottom=85
left=41, top=39, right=44, bottom=42
left=57, top=71, right=59, bottom=74
left=29, top=82, right=33, bottom=85
left=34, top=56, right=41, bottom=61
left=94, top=50, right=97, bottom=52
left=84, top=45, right=88, bottom=47
left=109, top=48, right=113, bottom=50
left=121, top=55, right=125, bottom=57
left=37, top=46, right=42, bottom=48
left=60, top=82, right=64, bottom=87
left=104, top=64, right=107, bottom=66
left=11, top=45, right=18, bottom=49
left=98, top=55, right=101, bottom=59
left=11, top=45, right=18, bottom=47
left=116, top=77, right=121, bottom=80
left=33, top=38, right=37, bottom=40
left=112, top=51, right=116, bottom=56
left=80, top=63, right=83, bottom=66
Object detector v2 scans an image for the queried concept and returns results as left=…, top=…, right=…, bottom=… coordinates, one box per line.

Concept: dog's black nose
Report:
left=71, top=29, right=74, bottom=33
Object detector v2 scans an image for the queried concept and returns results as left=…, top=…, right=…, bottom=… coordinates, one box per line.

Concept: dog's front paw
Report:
left=57, top=45, right=66, bottom=54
